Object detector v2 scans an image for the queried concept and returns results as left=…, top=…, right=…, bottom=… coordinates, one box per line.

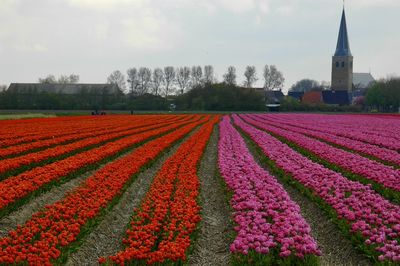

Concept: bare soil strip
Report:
left=189, top=127, right=233, bottom=266
left=65, top=123, right=205, bottom=266
left=0, top=170, right=92, bottom=238
left=240, top=130, right=372, bottom=266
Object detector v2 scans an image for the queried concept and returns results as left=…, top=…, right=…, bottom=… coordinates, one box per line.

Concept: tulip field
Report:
left=0, top=113, right=399, bottom=265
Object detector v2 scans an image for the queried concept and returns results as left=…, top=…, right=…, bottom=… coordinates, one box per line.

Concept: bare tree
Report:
left=107, top=70, right=126, bottom=92
left=191, top=66, right=203, bottom=87
left=243, top=66, right=258, bottom=88
left=204, top=65, right=215, bottom=84
left=137, top=67, right=152, bottom=96
left=263, top=65, right=285, bottom=91
left=39, top=74, right=79, bottom=84
left=58, top=74, right=79, bottom=84
left=176, top=66, right=191, bottom=94
left=38, top=75, right=57, bottom=84
left=223, top=66, right=237, bottom=85
left=163, top=66, right=176, bottom=98
left=127, top=68, right=140, bottom=96
left=152, top=68, right=164, bottom=96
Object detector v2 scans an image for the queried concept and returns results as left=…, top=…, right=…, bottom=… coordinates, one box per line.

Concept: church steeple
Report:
left=331, top=5, right=353, bottom=92
left=334, top=8, right=352, bottom=56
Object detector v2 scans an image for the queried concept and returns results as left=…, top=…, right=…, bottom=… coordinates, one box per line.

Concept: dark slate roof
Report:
left=288, top=91, right=304, bottom=100
left=334, top=8, right=352, bottom=56
left=265, top=90, right=284, bottom=104
left=353, top=73, right=375, bottom=89
left=322, top=90, right=350, bottom=105
left=7, top=83, right=121, bottom=94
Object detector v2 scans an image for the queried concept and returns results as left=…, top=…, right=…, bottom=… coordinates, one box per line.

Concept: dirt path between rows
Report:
left=241, top=132, right=372, bottom=266
left=189, top=127, right=233, bottom=266
left=65, top=124, right=205, bottom=265
left=0, top=170, right=93, bottom=238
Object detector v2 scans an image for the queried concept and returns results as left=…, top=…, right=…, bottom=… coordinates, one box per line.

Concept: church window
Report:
left=336, top=62, right=339, bottom=68
left=341, top=62, right=345, bottom=67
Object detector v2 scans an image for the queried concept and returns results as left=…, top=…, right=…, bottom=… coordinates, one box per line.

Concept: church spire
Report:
left=334, top=7, right=352, bottom=56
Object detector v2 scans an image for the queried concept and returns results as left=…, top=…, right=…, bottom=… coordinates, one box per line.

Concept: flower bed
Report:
left=0, top=116, right=117, bottom=147
left=0, top=116, right=204, bottom=215
left=233, top=115, right=400, bottom=263
left=0, top=116, right=188, bottom=176
left=102, top=116, right=220, bottom=265
left=0, top=116, right=210, bottom=265
left=241, top=115, right=400, bottom=194
left=218, top=116, right=320, bottom=265
left=259, top=114, right=400, bottom=152
left=253, top=114, right=400, bottom=166
left=0, top=115, right=183, bottom=158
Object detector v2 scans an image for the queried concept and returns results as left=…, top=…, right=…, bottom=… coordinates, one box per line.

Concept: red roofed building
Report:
left=302, top=91, right=323, bottom=104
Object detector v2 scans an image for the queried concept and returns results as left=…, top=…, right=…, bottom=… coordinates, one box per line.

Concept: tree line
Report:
left=0, top=65, right=285, bottom=111
left=106, top=65, right=285, bottom=97
left=365, top=78, right=400, bottom=112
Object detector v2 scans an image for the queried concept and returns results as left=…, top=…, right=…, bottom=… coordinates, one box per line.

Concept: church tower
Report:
left=331, top=7, right=353, bottom=92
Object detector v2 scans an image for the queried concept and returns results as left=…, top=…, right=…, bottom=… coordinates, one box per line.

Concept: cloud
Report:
left=350, top=0, right=400, bottom=7
left=67, top=0, right=140, bottom=10
left=120, top=14, right=180, bottom=51
left=14, top=43, right=48, bottom=52
left=259, top=0, right=270, bottom=14
left=217, top=0, right=256, bottom=13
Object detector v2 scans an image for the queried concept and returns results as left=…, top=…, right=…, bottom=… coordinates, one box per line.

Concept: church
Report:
left=326, top=6, right=375, bottom=105
left=297, top=6, right=375, bottom=106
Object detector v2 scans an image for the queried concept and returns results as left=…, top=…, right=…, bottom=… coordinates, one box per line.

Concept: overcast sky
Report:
left=1, top=0, right=399, bottom=93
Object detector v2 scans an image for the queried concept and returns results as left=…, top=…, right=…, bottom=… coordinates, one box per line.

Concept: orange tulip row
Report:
left=0, top=115, right=182, bottom=158
left=0, top=115, right=170, bottom=147
left=0, top=116, right=92, bottom=138
left=0, top=116, right=209, bottom=265
left=0, top=116, right=190, bottom=175
left=0, top=116, right=121, bottom=146
left=103, top=116, right=220, bottom=265
left=0, top=115, right=202, bottom=214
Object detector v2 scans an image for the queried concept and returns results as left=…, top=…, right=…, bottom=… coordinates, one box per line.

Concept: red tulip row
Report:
left=102, top=116, right=220, bottom=265
left=0, top=116, right=120, bottom=147
left=0, top=116, right=189, bottom=175
left=0, top=115, right=182, bottom=158
left=0, top=116, right=210, bottom=265
left=0, top=115, right=168, bottom=148
left=0, top=116, right=91, bottom=139
left=0, top=115, right=204, bottom=213
left=254, top=114, right=400, bottom=166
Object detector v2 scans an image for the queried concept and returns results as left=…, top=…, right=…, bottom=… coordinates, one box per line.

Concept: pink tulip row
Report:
left=252, top=114, right=400, bottom=165
left=240, top=114, right=400, bottom=193
left=218, top=116, right=321, bottom=260
left=233, top=115, right=400, bottom=263
left=272, top=113, right=400, bottom=140
left=263, top=114, right=400, bottom=151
